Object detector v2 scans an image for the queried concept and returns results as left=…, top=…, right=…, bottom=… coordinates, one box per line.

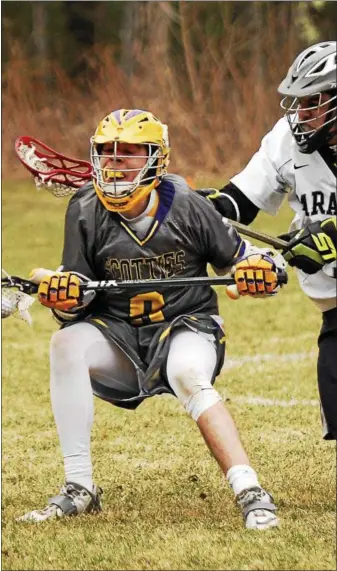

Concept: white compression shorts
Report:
left=50, top=321, right=221, bottom=420
left=50, top=321, right=222, bottom=488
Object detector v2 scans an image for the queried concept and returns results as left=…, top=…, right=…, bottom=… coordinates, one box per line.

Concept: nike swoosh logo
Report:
left=294, top=164, right=309, bottom=170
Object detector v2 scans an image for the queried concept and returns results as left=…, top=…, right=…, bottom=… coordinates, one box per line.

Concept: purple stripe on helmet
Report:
left=111, top=109, right=122, bottom=124
left=124, top=109, right=146, bottom=120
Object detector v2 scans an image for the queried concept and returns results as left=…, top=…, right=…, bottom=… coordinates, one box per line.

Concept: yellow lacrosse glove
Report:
left=233, top=253, right=278, bottom=297
left=37, top=272, right=81, bottom=310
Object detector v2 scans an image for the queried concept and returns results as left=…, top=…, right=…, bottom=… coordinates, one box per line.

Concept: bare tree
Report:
left=32, top=2, right=48, bottom=73
left=120, top=3, right=138, bottom=77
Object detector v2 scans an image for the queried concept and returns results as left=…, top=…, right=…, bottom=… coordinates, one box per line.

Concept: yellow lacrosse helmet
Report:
left=90, top=109, right=170, bottom=213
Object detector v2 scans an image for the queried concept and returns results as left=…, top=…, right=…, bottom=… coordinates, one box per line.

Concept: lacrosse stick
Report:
left=1, top=270, right=35, bottom=324
left=15, top=136, right=91, bottom=197
left=2, top=270, right=288, bottom=298
left=223, top=219, right=288, bottom=250
left=15, top=136, right=288, bottom=249
left=2, top=270, right=288, bottom=322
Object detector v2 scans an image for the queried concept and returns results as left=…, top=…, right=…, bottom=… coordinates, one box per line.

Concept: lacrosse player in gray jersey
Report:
left=18, top=109, right=286, bottom=529
left=199, top=41, right=337, bottom=441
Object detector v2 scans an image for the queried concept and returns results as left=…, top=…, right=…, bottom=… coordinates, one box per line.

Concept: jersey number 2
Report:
left=130, top=291, right=165, bottom=325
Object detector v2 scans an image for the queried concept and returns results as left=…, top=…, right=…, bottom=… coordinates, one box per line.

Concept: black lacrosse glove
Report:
left=279, top=217, right=337, bottom=274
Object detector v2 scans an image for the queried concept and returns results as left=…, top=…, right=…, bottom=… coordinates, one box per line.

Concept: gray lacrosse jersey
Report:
left=230, top=116, right=337, bottom=303
left=60, top=174, right=243, bottom=325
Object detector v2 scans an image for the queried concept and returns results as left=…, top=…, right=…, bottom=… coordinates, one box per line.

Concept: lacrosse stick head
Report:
left=1, top=271, right=37, bottom=324
left=15, top=136, right=92, bottom=197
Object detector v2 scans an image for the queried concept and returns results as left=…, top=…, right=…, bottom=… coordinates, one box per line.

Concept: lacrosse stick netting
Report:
left=15, top=136, right=91, bottom=197
left=1, top=270, right=35, bottom=324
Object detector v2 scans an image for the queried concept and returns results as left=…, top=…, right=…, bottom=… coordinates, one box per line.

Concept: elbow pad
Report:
left=197, top=183, right=260, bottom=224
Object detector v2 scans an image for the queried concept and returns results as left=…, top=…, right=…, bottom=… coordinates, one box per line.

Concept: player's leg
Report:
left=166, top=328, right=279, bottom=530
left=317, top=307, right=337, bottom=440
left=18, top=321, right=139, bottom=522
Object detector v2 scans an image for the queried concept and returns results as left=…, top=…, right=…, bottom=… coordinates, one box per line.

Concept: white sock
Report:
left=226, top=464, right=261, bottom=496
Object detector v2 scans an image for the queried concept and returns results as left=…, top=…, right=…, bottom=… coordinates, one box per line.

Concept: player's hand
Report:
left=37, top=272, right=82, bottom=310
left=232, top=253, right=279, bottom=297
left=280, top=217, right=336, bottom=274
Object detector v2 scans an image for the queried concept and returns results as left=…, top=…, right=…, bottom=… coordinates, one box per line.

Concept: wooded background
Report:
left=2, top=1, right=336, bottom=180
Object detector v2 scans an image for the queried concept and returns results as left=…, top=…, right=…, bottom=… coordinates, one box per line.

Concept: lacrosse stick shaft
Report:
left=82, top=275, right=237, bottom=290
left=81, top=272, right=287, bottom=291
left=224, top=218, right=288, bottom=249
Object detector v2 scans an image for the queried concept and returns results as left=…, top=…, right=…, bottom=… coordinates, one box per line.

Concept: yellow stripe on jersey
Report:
left=233, top=238, right=245, bottom=258
left=91, top=318, right=108, bottom=328
left=120, top=220, right=159, bottom=246
left=159, top=326, right=172, bottom=341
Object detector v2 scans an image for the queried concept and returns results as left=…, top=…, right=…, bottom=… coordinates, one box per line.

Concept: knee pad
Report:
left=169, top=368, right=222, bottom=421
left=185, top=387, right=222, bottom=421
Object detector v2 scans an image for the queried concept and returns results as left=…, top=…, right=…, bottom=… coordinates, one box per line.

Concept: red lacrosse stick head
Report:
left=15, top=136, right=92, bottom=189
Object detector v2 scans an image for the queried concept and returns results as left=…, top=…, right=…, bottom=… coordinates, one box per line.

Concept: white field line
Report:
left=222, top=350, right=316, bottom=370
left=222, top=350, right=319, bottom=406
left=226, top=395, right=319, bottom=407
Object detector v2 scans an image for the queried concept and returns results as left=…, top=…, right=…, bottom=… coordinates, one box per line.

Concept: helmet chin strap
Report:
left=104, top=181, right=135, bottom=197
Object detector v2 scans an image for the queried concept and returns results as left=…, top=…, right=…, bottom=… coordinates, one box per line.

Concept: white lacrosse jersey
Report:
left=231, top=117, right=337, bottom=306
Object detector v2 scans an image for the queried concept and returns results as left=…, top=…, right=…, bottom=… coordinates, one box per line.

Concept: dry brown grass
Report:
left=2, top=8, right=301, bottom=183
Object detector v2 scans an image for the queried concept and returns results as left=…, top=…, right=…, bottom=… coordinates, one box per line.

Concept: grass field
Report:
left=2, top=181, right=336, bottom=571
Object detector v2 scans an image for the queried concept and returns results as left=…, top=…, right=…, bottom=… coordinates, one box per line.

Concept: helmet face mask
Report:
left=280, top=91, right=337, bottom=154
left=91, top=141, right=165, bottom=208
left=278, top=41, right=337, bottom=153
left=91, top=109, right=170, bottom=212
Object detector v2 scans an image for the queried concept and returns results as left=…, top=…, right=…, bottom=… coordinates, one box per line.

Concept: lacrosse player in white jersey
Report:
left=17, top=108, right=288, bottom=529
left=198, top=41, right=337, bottom=440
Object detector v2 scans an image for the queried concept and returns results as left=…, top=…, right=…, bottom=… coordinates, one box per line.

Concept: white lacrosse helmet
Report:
left=278, top=41, right=337, bottom=153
